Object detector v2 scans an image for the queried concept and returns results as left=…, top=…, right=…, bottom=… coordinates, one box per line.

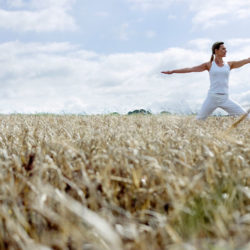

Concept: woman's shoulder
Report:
left=225, top=61, right=232, bottom=68
left=206, top=61, right=213, bottom=71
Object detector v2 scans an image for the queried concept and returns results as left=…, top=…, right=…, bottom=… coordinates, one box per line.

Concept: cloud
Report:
left=188, top=39, right=212, bottom=51
left=0, top=40, right=249, bottom=114
left=127, top=0, right=250, bottom=29
left=227, top=38, right=250, bottom=47
left=4, top=0, right=75, bottom=10
left=5, top=0, right=25, bottom=8
left=191, top=7, right=229, bottom=29
left=0, top=0, right=76, bottom=32
left=127, top=0, right=174, bottom=10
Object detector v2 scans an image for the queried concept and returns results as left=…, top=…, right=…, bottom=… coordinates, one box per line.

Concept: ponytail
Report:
left=210, top=54, right=214, bottom=63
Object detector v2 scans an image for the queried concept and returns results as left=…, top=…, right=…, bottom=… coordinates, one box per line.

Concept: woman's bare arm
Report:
left=161, top=62, right=210, bottom=74
left=228, top=58, right=250, bottom=70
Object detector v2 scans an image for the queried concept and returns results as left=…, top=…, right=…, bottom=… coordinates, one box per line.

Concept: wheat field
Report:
left=0, top=114, right=249, bottom=250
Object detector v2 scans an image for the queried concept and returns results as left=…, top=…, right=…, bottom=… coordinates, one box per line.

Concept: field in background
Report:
left=0, top=114, right=249, bottom=250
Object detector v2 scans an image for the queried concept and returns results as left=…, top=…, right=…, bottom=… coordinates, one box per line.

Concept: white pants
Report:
left=197, top=93, right=247, bottom=120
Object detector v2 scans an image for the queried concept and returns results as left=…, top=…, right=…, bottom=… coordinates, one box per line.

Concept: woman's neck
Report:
left=215, top=56, right=223, bottom=64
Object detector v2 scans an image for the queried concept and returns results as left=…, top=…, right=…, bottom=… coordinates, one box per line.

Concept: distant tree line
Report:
left=127, top=109, right=152, bottom=115
left=108, top=110, right=199, bottom=115
left=110, top=110, right=181, bottom=115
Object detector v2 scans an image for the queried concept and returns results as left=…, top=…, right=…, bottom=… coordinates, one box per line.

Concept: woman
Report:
left=161, top=41, right=250, bottom=120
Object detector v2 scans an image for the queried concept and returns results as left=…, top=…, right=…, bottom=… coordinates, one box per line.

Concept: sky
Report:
left=0, top=0, right=250, bottom=114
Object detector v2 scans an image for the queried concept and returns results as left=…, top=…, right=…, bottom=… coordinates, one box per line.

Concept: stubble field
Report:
left=0, top=114, right=249, bottom=250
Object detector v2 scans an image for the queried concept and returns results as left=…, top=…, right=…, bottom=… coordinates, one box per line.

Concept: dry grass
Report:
left=0, top=114, right=249, bottom=250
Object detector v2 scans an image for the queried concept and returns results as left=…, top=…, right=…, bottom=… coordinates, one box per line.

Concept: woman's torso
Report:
left=208, top=61, right=230, bottom=94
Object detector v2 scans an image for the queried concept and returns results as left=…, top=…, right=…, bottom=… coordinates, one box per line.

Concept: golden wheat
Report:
left=0, top=114, right=249, bottom=250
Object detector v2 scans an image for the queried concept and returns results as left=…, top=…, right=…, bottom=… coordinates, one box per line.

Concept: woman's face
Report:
left=215, top=44, right=227, bottom=57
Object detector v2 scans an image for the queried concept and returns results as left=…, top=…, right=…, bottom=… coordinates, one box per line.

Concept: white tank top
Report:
left=208, top=61, right=230, bottom=94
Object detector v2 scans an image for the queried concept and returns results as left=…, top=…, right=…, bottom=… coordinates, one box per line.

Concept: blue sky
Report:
left=0, top=0, right=250, bottom=114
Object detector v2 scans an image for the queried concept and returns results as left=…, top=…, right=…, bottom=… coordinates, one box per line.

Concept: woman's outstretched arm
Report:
left=161, top=62, right=210, bottom=74
left=229, top=58, right=250, bottom=70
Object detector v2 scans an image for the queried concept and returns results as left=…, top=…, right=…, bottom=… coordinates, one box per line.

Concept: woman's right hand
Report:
left=161, top=71, right=173, bottom=74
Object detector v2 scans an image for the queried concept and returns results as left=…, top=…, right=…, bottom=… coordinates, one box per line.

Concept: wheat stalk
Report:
left=226, top=108, right=250, bottom=133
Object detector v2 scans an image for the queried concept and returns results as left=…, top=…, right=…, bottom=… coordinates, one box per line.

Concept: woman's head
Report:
left=210, top=41, right=226, bottom=62
left=212, top=41, right=224, bottom=54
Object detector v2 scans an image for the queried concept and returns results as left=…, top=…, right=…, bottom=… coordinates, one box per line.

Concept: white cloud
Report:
left=6, top=0, right=25, bottom=8
left=227, top=38, right=250, bottom=47
left=188, top=39, right=212, bottom=51
left=191, top=7, right=229, bottom=29
left=127, top=0, right=250, bottom=29
left=4, top=0, right=75, bottom=10
left=0, top=40, right=249, bottom=114
left=127, top=0, right=175, bottom=10
left=0, top=0, right=76, bottom=32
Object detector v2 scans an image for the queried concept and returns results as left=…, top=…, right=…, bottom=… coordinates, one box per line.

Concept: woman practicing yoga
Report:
left=161, top=41, right=250, bottom=120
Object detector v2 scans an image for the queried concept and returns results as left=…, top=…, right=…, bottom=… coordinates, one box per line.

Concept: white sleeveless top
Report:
left=208, top=61, right=230, bottom=94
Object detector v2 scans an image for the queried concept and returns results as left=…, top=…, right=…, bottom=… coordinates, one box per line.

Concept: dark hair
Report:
left=210, top=41, right=224, bottom=62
